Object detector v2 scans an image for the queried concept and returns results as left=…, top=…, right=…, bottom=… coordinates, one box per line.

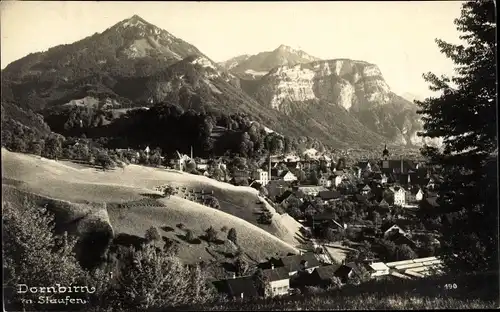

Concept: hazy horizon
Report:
left=1, top=1, right=465, bottom=99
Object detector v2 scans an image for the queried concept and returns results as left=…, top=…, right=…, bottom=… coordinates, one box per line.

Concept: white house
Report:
left=280, top=171, right=298, bottom=182
left=319, top=175, right=332, bottom=188
left=263, top=267, right=290, bottom=297
left=333, top=171, right=346, bottom=187
left=253, top=169, right=270, bottom=186
left=406, top=187, right=424, bottom=203
left=389, top=186, right=406, bottom=206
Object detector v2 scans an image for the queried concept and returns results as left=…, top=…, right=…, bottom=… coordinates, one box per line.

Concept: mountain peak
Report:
left=275, top=44, right=295, bottom=52
left=115, top=14, right=154, bottom=29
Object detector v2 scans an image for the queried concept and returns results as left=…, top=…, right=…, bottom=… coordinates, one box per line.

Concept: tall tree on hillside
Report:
left=416, top=0, right=497, bottom=279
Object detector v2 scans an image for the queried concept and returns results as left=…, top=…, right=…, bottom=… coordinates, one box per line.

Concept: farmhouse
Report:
left=262, top=267, right=290, bottom=297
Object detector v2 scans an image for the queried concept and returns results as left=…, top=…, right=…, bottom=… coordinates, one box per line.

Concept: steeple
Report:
left=382, top=144, right=389, bottom=160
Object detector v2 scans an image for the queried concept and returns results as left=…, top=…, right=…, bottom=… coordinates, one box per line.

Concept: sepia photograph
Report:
left=1, top=1, right=498, bottom=311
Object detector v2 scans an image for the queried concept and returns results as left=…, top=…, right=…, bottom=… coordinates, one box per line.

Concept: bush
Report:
left=220, top=226, right=228, bottom=232
left=205, top=226, right=218, bottom=243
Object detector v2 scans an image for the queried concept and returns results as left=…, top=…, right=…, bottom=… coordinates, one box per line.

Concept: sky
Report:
left=1, top=1, right=465, bottom=99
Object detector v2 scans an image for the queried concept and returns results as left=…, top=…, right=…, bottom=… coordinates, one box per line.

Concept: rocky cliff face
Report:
left=246, top=59, right=424, bottom=146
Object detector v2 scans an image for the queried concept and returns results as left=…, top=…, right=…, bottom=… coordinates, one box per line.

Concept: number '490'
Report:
left=444, top=283, right=458, bottom=290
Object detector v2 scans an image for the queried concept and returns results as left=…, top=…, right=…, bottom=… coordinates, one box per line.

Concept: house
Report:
left=332, top=171, right=346, bottom=187
left=252, top=169, right=270, bottom=186
left=381, top=223, right=407, bottom=239
left=357, top=161, right=372, bottom=173
left=378, top=198, right=391, bottom=210
left=262, top=267, right=290, bottom=297
left=317, top=190, right=342, bottom=203
left=278, top=191, right=302, bottom=210
left=196, top=159, right=209, bottom=171
left=360, top=184, right=372, bottom=196
left=334, top=262, right=361, bottom=284
left=230, top=170, right=250, bottom=186
left=354, top=194, right=369, bottom=205
left=388, top=186, right=406, bottom=206
left=367, top=262, right=390, bottom=277
left=390, top=232, right=417, bottom=249
left=286, top=161, right=303, bottom=170
left=371, top=172, right=388, bottom=184
left=319, top=175, right=332, bottom=188
left=312, top=213, right=345, bottom=231
left=405, top=187, right=423, bottom=203
left=265, top=180, right=290, bottom=201
left=280, top=170, right=298, bottom=182
left=295, top=185, right=329, bottom=197
left=213, top=275, right=259, bottom=300
left=281, top=253, right=321, bottom=276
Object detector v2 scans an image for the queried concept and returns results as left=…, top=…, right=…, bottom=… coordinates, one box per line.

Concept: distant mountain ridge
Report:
left=1, top=15, right=425, bottom=148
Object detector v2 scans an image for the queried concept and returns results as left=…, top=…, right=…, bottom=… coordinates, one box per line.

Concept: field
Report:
left=1, top=149, right=300, bottom=265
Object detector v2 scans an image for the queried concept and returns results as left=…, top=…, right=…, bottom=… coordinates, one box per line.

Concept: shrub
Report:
left=185, top=229, right=195, bottom=242
left=145, top=226, right=161, bottom=243
left=227, top=228, right=237, bottom=245
left=220, top=226, right=228, bottom=232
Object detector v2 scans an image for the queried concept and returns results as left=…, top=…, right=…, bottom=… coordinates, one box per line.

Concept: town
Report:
left=129, top=142, right=444, bottom=299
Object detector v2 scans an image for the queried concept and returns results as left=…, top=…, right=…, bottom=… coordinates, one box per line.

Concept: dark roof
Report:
left=315, top=264, right=341, bottom=280
left=318, top=190, right=341, bottom=200
left=361, top=184, right=371, bottom=191
left=277, top=190, right=294, bottom=203
left=379, top=159, right=417, bottom=173
left=262, top=267, right=290, bottom=282
left=355, top=194, right=368, bottom=203
left=424, top=197, right=440, bottom=207
left=381, top=222, right=402, bottom=233
left=281, top=253, right=320, bottom=272
left=345, top=262, right=362, bottom=276
left=334, top=264, right=354, bottom=278
left=379, top=199, right=390, bottom=207
left=223, top=276, right=259, bottom=298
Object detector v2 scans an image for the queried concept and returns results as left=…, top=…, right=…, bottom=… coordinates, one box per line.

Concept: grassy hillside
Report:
left=1, top=149, right=300, bottom=265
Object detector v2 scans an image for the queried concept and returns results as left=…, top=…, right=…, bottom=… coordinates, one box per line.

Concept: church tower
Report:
left=382, top=144, right=390, bottom=169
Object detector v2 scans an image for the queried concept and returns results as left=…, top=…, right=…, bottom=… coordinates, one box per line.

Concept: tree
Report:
left=227, top=228, right=238, bottom=245
left=234, top=256, right=248, bottom=277
left=96, top=151, right=114, bottom=171
left=105, top=244, right=215, bottom=310
left=145, top=226, right=161, bottom=243
left=395, top=244, right=417, bottom=261
left=3, top=199, right=89, bottom=311
left=416, top=0, right=497, bottom=277
left=204, top=226, right=218, bottom=243
left=43, top=135, right=63, bottom=159
left=149, top=151, right=162, bottom=167
left=252, top=269, right=270, bottom=298
left=185, top=229, right=195, bottom=242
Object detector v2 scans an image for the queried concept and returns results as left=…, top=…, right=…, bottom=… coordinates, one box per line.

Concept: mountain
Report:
left=244, top=59, right=425, bottom=146
left=1, top=15, right=395, bottom=149
left=219, top=45, right=321, bottom=79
